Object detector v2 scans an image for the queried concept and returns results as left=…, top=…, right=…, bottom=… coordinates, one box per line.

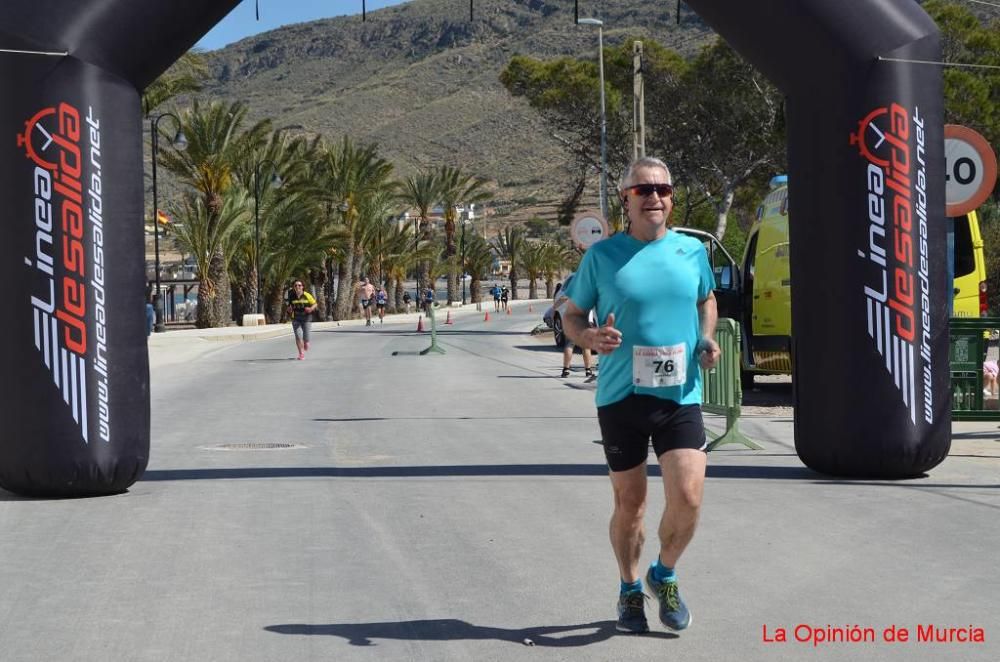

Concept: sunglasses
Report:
left=626, top=183, right=674, bottom=198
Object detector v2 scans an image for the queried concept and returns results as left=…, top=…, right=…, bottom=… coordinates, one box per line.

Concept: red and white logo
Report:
left=17, top=102, right=110, bottom=443
left=849, top=103, right=932, bottom=424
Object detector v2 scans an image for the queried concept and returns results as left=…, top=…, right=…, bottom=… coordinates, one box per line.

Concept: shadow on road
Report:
left=313, top=415, right=593, bottom=421
left=139, top=463, right=823, bottom=482
left=742, top=379, right=794, bottom=407
left=315, top=328, right=528, bottom=336
left=951, top=429, right=1000, bottom=440
left=264, top=618, right=676, bottom=647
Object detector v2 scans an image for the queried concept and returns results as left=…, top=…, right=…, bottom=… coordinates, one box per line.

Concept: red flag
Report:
left=156, top=209, right=170, bottom=225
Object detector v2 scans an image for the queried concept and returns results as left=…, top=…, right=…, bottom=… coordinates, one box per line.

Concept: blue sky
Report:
left=196, top=0, right=408, bottom=51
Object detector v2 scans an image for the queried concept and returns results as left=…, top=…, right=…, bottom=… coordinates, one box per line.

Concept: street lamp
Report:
left=578, top=17, right=608, bottom=220
left=149, top=112, right=187, bottom=332
left=253, top=160, right=282, bottom=315
left=461, top=218, right=468, bottom=305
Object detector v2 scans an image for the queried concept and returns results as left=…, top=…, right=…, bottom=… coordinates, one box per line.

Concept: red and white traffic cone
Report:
left=416, top=316, right=424, bottom=332
left=445, top=310, right=453, bottom=324
left=484, top=312, right=490, bottom=322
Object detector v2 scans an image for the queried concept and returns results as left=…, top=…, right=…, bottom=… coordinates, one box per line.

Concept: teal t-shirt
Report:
left=565, top=230, right=715, bottom=408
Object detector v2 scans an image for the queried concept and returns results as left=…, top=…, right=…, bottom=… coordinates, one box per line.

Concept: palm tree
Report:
left=436, top=165, right=491, bottom=305
left=491, top=226, right=526, bottom=301
left=380, top=218, right=422, bottom=312
left=398, top=170, right=441, bottom=295
left=257, top=191, right=346, bottom=322
left=169, top=190, right=251, bottom=327
left=519, top=241, right=547, bottom=300
left=356, top=188, right=400, bottom=288
left=142, top=51, right=208, bottom=116
left=541, top=243, right=576, bottom=298
left=312, top=137, right=394, bottom=320
left=157, top=100, right=270, bottom=327
left=463, top=233, right=494, bottom=307
left=228, top=132, right=315, bottom=320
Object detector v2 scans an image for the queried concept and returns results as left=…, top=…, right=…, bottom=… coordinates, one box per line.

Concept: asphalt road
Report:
left=1, top=302, right=998, bottom=661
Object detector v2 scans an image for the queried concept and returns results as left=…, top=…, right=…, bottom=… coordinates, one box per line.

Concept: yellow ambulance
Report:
left=739, top=175, right=987, bottom=387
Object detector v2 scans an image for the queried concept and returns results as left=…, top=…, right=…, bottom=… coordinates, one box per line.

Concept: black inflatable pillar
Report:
left=0, top=1, right=240, bottom=496
left=686, top=0, right=950, bottom=477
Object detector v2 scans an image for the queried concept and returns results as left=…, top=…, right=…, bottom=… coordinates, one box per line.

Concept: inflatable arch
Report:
left=0, top=0, right=949, bottom=495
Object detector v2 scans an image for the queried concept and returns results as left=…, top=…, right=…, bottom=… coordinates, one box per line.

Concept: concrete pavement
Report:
left=2, top=300, right=998, bottom=661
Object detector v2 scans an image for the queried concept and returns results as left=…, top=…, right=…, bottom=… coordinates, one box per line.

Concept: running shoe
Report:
left=560, top=368, right=571, bottom=378
left=616, top=591, right=649, bottom=634
left=297, top=352, right=304, bottom=360
left=584, top=368, right=596, bottom=382
left=645, top=567, right=691, bottom=631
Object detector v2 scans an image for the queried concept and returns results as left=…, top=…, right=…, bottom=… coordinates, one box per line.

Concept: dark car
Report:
left=542, top=272, right=576, bottom=348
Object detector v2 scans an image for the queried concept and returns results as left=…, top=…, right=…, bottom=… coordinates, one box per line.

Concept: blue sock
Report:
left=620, top=579, right=643, bottom=595
left=651, top=558, right=676, bottom=583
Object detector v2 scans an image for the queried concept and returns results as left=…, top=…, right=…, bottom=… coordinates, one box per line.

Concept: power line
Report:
left=877, top=56, right=1000, bottom=71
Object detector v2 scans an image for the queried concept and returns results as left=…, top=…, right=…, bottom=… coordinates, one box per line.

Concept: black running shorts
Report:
left=597, top=394, right=707, bottom=472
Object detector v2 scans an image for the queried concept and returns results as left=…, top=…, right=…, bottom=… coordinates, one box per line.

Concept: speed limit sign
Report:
left=944, top=124, right=997, bottom=217
left=570, top=210, right=609, bottom=250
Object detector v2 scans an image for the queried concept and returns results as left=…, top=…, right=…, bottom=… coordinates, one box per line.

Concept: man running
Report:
left=357, top=277, right=375, bottom=327
left=491, top=283, right=502, bottom=312
left=374, top=284, right=388, bottom=324
left=285, top=279, right=317, bottom=360
left=562, top=156, right=720, bottom=635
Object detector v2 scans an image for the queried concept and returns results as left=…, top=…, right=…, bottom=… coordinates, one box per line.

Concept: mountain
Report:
left=196, top=0, right=714, bottom=222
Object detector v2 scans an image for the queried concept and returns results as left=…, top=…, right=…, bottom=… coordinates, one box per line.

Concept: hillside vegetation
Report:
left=196, top=0, right=714, bottom=220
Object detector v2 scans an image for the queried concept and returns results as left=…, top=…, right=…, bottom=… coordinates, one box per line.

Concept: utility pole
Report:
left=633, top=41, right=646, bottom=161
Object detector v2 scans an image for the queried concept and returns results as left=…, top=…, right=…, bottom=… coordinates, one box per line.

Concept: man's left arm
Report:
left=697, top=291, right=721, bottom=369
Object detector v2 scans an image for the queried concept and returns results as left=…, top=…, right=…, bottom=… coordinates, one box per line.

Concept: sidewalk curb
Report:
left=198, top=328, right=291, bottom=342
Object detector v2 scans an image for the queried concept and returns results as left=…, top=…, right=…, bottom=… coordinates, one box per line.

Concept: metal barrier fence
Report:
left=702, top=318, right=761, bottom=450
left=950, top=317, right=1000, bottom=421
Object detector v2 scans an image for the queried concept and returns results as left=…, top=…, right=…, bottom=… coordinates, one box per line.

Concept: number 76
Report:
left=652, top=360, right=675, bottom=374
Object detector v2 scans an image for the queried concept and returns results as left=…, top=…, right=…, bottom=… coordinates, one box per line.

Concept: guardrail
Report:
left=950, top=317, right=1000, bottom=421
left=702, top=318, right=762, bottom=450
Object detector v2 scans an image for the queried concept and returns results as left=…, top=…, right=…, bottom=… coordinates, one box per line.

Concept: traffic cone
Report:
left=445, top=310, right=453, bottom=324
left=484, top=311, right=490, bottom=322
left=416, top=316, right=424, bottom=332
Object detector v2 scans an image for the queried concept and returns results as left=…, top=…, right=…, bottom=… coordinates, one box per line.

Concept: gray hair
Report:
left=620, top=156, right=672, bottom=191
